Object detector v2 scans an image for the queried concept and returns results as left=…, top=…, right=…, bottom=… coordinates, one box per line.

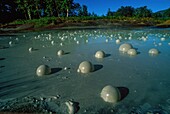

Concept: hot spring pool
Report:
left=0, top=27, right=170, bottom=113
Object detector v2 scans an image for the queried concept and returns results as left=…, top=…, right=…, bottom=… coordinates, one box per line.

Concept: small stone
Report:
left=65, top=100, right=79, bottom=114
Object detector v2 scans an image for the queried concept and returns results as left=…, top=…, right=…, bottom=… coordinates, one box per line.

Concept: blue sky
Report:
left=74, top=0, right=170, bottom=16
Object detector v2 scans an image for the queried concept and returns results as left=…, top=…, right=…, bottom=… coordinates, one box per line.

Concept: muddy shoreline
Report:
left=1, top=19, right=169, bottom=35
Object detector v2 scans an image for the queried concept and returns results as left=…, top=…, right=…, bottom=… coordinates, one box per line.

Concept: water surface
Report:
left=0, top=27, right=170, bottom=113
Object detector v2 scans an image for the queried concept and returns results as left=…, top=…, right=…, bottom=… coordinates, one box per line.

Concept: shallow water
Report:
left=0, top=27, right=170, bottom=113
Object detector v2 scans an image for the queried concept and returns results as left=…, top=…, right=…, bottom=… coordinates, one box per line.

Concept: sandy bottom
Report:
left=0, top=27, right=170, bottom=113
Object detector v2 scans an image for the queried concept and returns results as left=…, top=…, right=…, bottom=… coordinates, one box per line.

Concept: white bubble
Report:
left=76, top=41, right=79, bottom=44
left=158, top=43, right=162, bottom=46
left=161, top=37, right=165, bottom=41
left=95, top=50, right=105, bottom=58
left=100, top=85, right=120, bottom=103
left=116, top=39, right=121, bottom=44
left=60, top=43, right=63, bottom=46
left=149, top=48, right=159, bottom=55
left=36, top=65, right=51, bottom=76
left=9, top=41, right=12, bottom=45
left=168, top=43, right=170, bottom=45
left=51, top=41, right=55, bottom=45
left=57, top=50, right=64, bottom=56
left=128, top=36, right=132, bottom=40
left=29, top=47, right=34, bottom=52
left=15, top=38, right=19, bottom=41
left=85, top=40, right=88, bottom=43
left=64, top=67, right=68, bottom=70
left=77, top=61, right=93, bottom=73
left=119, top=43, right=133, bottom=53
left=127, top=49, right=137, bottom=56
left=142, top=37, right=147, bottom=42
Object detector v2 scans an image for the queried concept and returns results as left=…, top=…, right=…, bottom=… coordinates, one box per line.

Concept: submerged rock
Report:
left=0, top=96, right=48, bottom=113
left=65, top=100, right=80, bottom=114
left=0, top=96, right=80, bottom=114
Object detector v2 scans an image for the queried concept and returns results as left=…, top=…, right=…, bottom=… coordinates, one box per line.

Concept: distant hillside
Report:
left=154, top=8, right=170, bottom=18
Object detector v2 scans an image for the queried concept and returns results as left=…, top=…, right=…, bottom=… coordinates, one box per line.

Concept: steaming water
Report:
left=0, top=27, right=170, bottom=113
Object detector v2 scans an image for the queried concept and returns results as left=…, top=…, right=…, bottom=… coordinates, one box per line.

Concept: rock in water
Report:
left=65, top=100, right=79, bottom=114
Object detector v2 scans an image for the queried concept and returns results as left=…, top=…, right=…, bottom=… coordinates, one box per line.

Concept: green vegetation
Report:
left=0, top=0, right=91, bottom=23
left=0, top=0, right=170, bottom=29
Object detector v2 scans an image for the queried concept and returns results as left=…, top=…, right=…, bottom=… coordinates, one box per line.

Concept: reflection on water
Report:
left=0, top=27, right=170, bottom=113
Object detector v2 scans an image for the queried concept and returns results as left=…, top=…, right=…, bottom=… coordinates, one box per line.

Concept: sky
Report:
left=74, top=0, right=170, bottom=16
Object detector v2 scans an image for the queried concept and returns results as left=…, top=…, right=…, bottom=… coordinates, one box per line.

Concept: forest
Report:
left=0, top=0, right=170, bottom=27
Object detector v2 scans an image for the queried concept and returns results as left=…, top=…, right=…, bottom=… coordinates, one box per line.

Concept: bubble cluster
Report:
left=119, top=43, right=133, bottom=53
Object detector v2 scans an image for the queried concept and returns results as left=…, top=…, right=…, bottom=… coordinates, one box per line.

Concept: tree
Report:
left=44, top=0, right=55, bottom=16
left=53, top=0, right=63, bottom=17
left=33, top=0, right=41, bottom=18
left=78, top=5, right=88, bottom=16
left=106, top=8, right=115, bottom=17
left=115, top=6, right=135, bottom=17
left=60, top=0, right=74, bottom=17
left=134, top=6, right=152, bottom=17
left=153, top=12, right=163, bottom=18
left=91, top=12, right=97, bottom=17
left=107, top=8, right=112, bottom=16
left=15, top=0, right=33, bottom=20
left=82, top=5, right=88, bottom=16
left=164, top=8, right=170, bottom=17
left=0, top=0, right=18, bottom=23
left=70, top=2, right=81, bottom=16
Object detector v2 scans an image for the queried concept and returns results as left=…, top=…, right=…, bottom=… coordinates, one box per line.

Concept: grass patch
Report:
left=8, top=16, right=169, bottom=29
